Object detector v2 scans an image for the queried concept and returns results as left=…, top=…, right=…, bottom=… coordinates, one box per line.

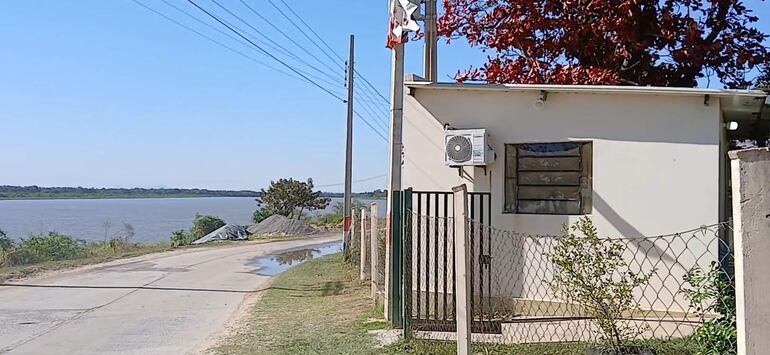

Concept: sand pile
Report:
left=247, top=215, right=320, bottom=236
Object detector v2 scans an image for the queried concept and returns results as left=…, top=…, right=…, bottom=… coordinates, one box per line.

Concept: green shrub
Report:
left=681, top=261, right=737, bottom=355
left=0, top=229, right=13, bottom=252
left=546, top=217, right=653, bottom=354
left=15, top=232, right=86, bottom=264
left=190, top=214, right=226, bottom=239
left=170, top=230, right=195, bottom=247
left=252, top=208, right=274, bottom=224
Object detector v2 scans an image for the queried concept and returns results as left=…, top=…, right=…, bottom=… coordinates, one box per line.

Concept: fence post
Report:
left=371, top=203, right=380, bottom=299
left=387, top=191, right=402, bottom=325
left=402, top=188, right=413, bottom=338
left=730, top=148, right=770, bottom=355
left=360, top=208, right=370, bottom=281
left=351, top=209, right=357, bottom=254
left=453, top=185, right=471, bottom=355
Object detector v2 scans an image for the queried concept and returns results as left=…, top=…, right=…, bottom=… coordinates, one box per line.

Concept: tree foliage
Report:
left=681, top=261, right=737, bottom=355
left=256, top=178, right=330, bottom=220
left=190, top=214, right=226, bottom=239
left=0, top=229, right=13, bottom=252
left=547, top=218, right=653, bottom=353
left=438, top=0, right=769, bottom=88
left=757, top=64, right=770, bottom=89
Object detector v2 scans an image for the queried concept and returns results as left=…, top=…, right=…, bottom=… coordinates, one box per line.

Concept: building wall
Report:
left=403, top=88, right=722, bottom=311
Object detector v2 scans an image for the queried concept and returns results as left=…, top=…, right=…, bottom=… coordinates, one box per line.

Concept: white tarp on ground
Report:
left=192, top=224, right=248, bottom=245
left=246, top=215, right=319, bottom=236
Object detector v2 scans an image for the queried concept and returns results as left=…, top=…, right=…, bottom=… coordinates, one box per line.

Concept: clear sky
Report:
left=0, top=1, right=767, bottom=192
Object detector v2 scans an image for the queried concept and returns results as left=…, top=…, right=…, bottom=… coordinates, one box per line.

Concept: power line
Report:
left=130, top=0, right=302, bottom=83
left=237, top=0, right=344, bottom=72
left=267, top=0, right=346, bottom=70
left=315, top=174, right=388, bottom=188
left=186, top=0, right=347, bottom=102
left=354, top=91, right=389, bottom=131
left=354, top=110, right=388, bottom=142
left=266, top=0, right=391, bottom=106
left=354, top=70, right=390, bottom=104
left=142, top=0, right=344, bottom=91
left=275, top=0, right=346, bottom=64
left=206, top=0, right=343, bottom=84
left=266, top=3, right=388, bottom=103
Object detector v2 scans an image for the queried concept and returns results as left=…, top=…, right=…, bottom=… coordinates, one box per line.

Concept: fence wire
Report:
left=405, top=213, right=736, bottom=355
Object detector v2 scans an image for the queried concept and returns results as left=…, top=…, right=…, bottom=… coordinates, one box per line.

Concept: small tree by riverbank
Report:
left=170, top=214, right=226, bottom=247
left=253, top=178, right=329, bottom=223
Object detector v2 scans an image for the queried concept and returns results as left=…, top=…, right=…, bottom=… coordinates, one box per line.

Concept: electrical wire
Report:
left=237, top=0, right=345, bottom=72
left=315, top=174, right=388, bottom=188
left=186, top=0, right=347, bottom=102
left=130, top=0, right=304, bottom=83
left=266, top=0, right=391, bottom=105
left=145, top=0, right=344, bottom=91
left=207, top=0, right=343, bottom=83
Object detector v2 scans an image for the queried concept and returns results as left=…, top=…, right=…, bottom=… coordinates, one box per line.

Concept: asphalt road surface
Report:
left=0, top=234, right=341, bottom=355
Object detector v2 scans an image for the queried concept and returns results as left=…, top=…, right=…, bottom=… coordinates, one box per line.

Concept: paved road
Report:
left=0, top=235, right=341, bottom=355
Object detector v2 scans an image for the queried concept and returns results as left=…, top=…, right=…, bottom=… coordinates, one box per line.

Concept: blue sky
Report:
left=0, top=1, right=767, bottom=192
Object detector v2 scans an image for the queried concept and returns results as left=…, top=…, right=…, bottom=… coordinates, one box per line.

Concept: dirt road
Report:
left=0, top=234, right=341, bottom=355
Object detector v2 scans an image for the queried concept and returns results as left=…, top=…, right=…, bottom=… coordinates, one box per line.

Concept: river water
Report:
left=0, top=197, right=385, bottom=244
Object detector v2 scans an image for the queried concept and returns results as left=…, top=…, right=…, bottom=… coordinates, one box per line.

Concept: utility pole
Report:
left=343, top=34, right=355, bottom=259
left=424, top=0, right=438, bottom=82
left=385, top=40, right=405, bottom=324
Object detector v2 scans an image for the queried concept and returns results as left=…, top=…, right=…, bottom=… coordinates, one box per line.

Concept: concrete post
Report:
left=453, top=185, right=471, bottom=355
left=371, top=203, right=380, bottom=299
left=351, top=209, right=357, bottom=252
left=384, top=217, right=391, bottom=321
left=730, top=148, right=770, bottom=355
left=360, top=208, right=370, bottom=281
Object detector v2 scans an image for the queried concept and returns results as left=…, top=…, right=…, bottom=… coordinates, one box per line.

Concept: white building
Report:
left=398, top=79, right=768, bottom=339
left=402, top=80, right=767, bottom=237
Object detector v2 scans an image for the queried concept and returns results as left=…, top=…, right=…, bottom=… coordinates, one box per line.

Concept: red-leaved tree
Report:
left=438, top=0, right=769, bottom=88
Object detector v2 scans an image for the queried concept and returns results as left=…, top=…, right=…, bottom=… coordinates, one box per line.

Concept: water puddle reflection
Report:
left=251, top=242, right=342, bottom=276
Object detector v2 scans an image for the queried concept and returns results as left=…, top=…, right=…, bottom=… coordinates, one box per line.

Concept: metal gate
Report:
left=401, top=188, right=495, bottom=333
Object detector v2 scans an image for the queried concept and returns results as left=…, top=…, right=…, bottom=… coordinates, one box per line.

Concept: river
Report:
left=0, top=197, right=385, bottom=244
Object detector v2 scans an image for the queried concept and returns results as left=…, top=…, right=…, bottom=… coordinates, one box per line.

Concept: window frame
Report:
left=503, top=141, right=593, bottom=215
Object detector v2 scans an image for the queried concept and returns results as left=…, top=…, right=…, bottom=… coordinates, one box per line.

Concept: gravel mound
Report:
left=192, top=224, right=248, bottom=245
left=247, top=215, right=320, bottom=236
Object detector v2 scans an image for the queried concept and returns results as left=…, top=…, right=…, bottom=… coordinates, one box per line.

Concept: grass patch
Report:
left=382, top=337, right=698, bottom=355
left=0, top=242, right=172, bottom=283
left=211, top=253, right=388, bottom=355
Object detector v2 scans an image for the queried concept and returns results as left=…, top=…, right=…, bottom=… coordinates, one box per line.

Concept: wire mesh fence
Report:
left=374, top=217, right=388, bottom=299
left=403, top=208, right=736, bottom=354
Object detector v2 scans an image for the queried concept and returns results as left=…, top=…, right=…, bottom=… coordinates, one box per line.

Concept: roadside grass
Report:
left=0, top=234, right=332, bottom=283
left=207, top=252, right=700, bottom=355
left=211, top=253, right=389, bottom=355
left=0, top=243, right=173, bottom=283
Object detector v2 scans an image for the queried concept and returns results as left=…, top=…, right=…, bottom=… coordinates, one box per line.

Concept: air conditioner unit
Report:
left=444, top=129, right=496, bottom=166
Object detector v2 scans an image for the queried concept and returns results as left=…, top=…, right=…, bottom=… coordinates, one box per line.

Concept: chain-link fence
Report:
left=374, top=217, right=388, bottom=301
left=403, top=208, right=736, bottom=354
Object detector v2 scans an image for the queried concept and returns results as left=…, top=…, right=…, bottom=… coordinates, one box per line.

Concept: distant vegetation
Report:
left=321, top=189, right=387, bottom=199
left=0, top=185, right=386, bottom=200
left=0, top=185, right=259, bottom=200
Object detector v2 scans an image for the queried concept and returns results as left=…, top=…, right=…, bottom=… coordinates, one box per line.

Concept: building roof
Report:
left=404, top=79, right=769, bottom=122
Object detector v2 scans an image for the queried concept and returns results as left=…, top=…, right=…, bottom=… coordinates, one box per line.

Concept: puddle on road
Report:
left=250, top=242, right=342, bottom=276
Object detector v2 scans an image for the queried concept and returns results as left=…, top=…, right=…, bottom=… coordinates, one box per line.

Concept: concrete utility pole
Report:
left=424, top=0, right=438, bottom=82
left=343, top=34, right=355, bottom=258
left=385, top=42, right=405, bottom=322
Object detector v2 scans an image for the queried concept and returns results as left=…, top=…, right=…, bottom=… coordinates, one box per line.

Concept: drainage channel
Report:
left=250, top=241, right=343, bottom=276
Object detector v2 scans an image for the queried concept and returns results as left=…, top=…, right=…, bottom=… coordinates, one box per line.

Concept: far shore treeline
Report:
left=0, top=185, right=387, bottom=200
